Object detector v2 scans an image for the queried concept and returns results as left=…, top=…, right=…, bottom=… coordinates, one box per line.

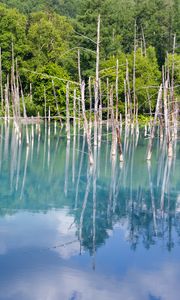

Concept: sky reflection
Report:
left=0, top=123, right=180, bottom=300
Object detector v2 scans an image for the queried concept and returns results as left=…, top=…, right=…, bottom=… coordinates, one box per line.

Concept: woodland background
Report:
left=0, top=0, right=179, bottom=116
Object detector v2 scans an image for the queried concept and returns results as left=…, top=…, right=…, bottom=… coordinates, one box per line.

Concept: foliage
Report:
left=167, top=53, right=180, bottom=99
left=128, top=47, right=161, bottom=112
left=76, top=0, right=180, bottom=65
left=99, top=47, right=161, bottom=113
left=0, top=4, right=27, bottom=72
left=0, top=0, right=179, bottom=116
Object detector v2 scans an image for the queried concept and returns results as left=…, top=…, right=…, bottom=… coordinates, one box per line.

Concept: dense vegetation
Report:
left=0, top=0, right=179, bottom=116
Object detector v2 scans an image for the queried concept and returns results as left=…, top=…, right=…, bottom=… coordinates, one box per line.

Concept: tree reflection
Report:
left=0, top=124, right=179, bottom=254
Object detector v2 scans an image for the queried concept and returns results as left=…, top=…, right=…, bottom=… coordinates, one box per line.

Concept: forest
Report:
left=0, top=0, right=179, bottom=117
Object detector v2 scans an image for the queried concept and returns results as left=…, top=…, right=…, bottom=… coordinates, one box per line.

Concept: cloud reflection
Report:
left=0, top=261, right=179, bottom=300
left=0, top=209, right=179, bottom=300
left=0, top=210, right=79, bottom=259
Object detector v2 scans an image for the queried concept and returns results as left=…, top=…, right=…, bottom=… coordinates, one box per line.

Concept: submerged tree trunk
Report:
left=116, top=126, right=124, bottom=162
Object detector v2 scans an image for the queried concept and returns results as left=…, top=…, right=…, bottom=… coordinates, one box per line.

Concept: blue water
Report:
left=0, top=124, right=180, bottom=300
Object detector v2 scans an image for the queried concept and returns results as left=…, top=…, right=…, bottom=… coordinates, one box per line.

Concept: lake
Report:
left=0, top=123, right=180, bottom=300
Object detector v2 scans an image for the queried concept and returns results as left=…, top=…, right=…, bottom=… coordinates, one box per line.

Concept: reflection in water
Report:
left=0, top=123, right=180, bottom=250
left=0, top=123, right=180, bottom=300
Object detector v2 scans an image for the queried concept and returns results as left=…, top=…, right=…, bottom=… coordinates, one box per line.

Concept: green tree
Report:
left=100, top=47, right=161, bottom=114
left=21, top=11, right=74, bottom=114
left=0, top=4, right=27, bottom=72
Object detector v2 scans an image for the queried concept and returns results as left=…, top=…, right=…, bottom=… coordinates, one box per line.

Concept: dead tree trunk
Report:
left=81, top=81, right=94, bottom=165
left=116, top=59, right=119, bottom=122
left=44, top=86, right=47, bottom=125
left=133, top=20, right=137, bottom=124
left=5, top=77, right=10, bottom=123
left=30, top=83, right=32, bottom=102
left=146, top=85, right=162, bottom=160
left=164, top=80, right=173, bottom=157
left=107, top=77, right=110, bottom=131
left=141, top=26, right=146, bottom=57
left=66, top=82, right=71, bottom=140
left=126, top=59, right=131, bottom=123
left=171, top=34, right=176, bottom=139
left=124, top=79, right=128, bottom=126
left=19, top=78, right=29, bottom=145
left=116, top=126, right=124, bottom=162
left=0, top=48, right=3, bottom=112
left=88, top=77, right=92, bottom=131
left=110, top=87, right=116, bottom=157
left=94, top=14, right=100, bottom=147
left=78, top=48, right=81, bottom=85
left=52, top=79, right=62, bottom=126
left=73, top=89, right=76, bottom=137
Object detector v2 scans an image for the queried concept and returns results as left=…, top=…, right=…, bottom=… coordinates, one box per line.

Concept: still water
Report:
left=0, top=124, right=180, bottom=300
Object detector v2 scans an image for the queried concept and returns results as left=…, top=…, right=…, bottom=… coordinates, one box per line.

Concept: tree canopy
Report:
left=0, top=0, right=179, bottom=116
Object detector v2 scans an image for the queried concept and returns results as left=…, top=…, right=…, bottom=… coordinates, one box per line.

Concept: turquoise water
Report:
left=0, top=124, right=180, bottom=300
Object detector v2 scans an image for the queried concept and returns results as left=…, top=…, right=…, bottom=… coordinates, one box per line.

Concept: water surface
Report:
left=0, top=124, right=180, bottom=300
